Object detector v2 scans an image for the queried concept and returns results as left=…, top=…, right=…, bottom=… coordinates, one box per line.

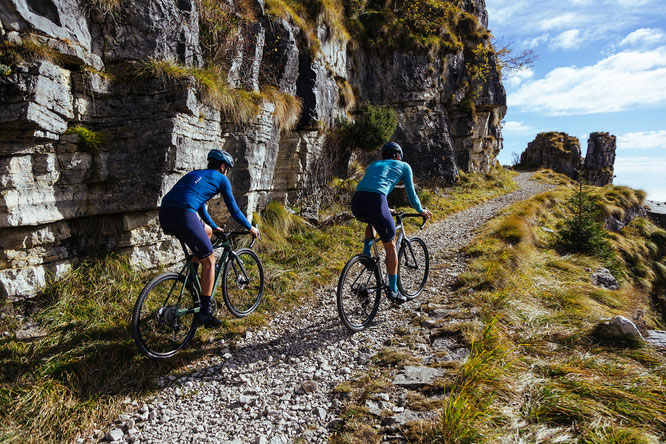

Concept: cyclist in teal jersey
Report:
left=351, top=142, right=432, bottom=302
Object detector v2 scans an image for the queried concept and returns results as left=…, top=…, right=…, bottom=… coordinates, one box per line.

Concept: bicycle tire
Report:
left=397, top=236, right=429, bottom=299
left=222, top=248, right=264, bottom=317
left=132, top=272, right=198, bottom=359
left=337, top=255, right=382, bottom=332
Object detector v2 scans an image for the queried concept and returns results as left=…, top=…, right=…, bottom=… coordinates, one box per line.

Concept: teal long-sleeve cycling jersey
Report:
left=355, top=159, right=424, bottom=213
left=161, top=169, right=252, bottom=230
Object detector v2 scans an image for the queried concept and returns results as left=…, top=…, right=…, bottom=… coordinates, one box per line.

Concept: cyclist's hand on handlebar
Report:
left=213, top=227, right=225, bottom=235
left=389, top=207, right=398, bottom=215
left=249, top=226, right=260, bottom=239
left=421, top=209, right=433, bottom=221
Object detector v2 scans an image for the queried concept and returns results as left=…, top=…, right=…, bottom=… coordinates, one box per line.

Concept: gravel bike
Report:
left=337, top=212, right=429, bottom=332
left=132, top=230, right=264, bottom=359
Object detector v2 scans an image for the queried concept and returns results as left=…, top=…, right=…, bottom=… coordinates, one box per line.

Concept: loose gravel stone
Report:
left=101, top=173, right=552, bottom=442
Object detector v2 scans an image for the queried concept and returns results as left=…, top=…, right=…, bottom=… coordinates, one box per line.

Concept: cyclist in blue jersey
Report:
left=351, top=142, right=432, bottom=302
left=159, top=149, right=260, bottom=328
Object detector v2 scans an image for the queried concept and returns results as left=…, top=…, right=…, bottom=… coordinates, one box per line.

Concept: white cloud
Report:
left=614, top=156, right=666, bottom=200
left=523, top=34, right=549, bottom=48
left=505, top=68, right=535, bottom=87
left=617, top=130, right=666, bottom=149
left=503, top=121, right=537, bottom=134
left=620, top=28, right=665, bottom=47
left=486, top=0, right=666, bottom=44
left=550, top=29, right=582, bottom=50
left=509, top=47, right=666, bottom=115
left=539, top=14, right=580, bottom=31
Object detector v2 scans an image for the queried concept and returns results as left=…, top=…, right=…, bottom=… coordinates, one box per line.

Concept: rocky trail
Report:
left=96, top=173, right=554, bottom=444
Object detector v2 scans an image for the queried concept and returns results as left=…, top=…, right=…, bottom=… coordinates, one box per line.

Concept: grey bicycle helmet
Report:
left=381, top=141, right=403, bottom=158
left=207, top=149, right=234, bottom=168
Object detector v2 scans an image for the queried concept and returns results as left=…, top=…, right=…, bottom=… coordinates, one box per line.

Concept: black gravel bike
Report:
left=337, top=212, right=429, bottom=332
left=132, top=230, right=264, bottom=359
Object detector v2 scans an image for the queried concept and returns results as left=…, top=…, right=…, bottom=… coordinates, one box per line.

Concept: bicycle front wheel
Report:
left=132, top=272, right=198, bottom=359
left=397, top=236, right=429, bottom=299
left=337, top=255, right=382, bottom=332
left=222, top=248, right=264, bottom=317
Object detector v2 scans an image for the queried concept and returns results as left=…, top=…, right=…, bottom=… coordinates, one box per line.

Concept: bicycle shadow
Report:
left=195, top=299, right=397, bottom=375
left=0, top=322, right=227, bottom=400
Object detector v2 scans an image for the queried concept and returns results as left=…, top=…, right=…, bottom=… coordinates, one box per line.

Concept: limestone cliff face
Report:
left=0, top=0, right=505, bottom=300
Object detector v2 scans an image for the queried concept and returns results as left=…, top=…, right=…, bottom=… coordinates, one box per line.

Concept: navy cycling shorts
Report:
left=351, top=191, right=396, bottom=243
left=159, top=206, right=213, bottom=260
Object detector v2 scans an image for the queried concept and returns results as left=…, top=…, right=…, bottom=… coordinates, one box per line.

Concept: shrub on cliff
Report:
left=342, top=104, right=397, bottom=152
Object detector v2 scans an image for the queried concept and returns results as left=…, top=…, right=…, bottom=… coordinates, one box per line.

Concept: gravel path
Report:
left=98, top=173, right=554, bottom=444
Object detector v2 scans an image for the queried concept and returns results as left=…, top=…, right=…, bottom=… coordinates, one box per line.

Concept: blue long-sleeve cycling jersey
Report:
left=161, top=169, right=252, bottom=230
left=356, top=159, right=424, bottom=213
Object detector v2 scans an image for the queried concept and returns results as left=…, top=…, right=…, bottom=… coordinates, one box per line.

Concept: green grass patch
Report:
left=65, top=125, right=107, bottom=153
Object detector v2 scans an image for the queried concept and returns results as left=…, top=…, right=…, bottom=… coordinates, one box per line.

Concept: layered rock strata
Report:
left=0, top=0, right=506, bottom=299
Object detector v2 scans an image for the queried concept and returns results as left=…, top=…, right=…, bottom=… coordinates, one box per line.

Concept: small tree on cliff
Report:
left=492, top=37, right=538, bottom=78
left=343, top=104, right=398, bottom=151
left=557, top=170, right=611, bottom=257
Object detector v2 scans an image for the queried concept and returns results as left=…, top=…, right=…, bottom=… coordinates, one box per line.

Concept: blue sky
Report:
left=485, top=0, right=666, bottom=201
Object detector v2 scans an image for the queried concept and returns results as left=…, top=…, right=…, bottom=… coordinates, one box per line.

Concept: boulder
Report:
left=596, top=316, right=644, bottom=343
left=591, top=268, right=619, bottom=290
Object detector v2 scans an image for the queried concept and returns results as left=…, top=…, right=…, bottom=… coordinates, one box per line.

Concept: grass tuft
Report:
left=65, top=125, right=107, bottom=153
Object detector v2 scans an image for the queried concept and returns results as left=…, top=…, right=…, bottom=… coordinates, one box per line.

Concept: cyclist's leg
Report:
left=180, top=219, right=220, bottom=327
left=363, top=224, right=374, bottom=255
left=352, top=191, right=378, bottom=256
left=371, top=196, right=402, bottom=299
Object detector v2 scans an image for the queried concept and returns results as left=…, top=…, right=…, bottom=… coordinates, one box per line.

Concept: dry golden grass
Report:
left=442, top=181, right=666, bottom=441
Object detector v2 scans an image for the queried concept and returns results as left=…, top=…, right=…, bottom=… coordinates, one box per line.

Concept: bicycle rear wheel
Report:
left=132, top=272, right=198, bottom=359
left=222, top=248, right=264, bottom=317
left=397, top=236, right=429, bottom=299
left=337, top=255, right=382, bottom=332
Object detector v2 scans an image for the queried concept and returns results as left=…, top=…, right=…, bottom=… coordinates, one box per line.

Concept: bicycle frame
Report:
left=172, top=233, right=254, bottom=318
left=367, top=212, right=425, bottom=286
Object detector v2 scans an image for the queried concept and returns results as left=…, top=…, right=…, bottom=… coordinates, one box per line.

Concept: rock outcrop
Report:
left=0, top=0, right=506, bottom=300
left=584, top=132, right=616, bottom=186
left=520, top=132, right=581, bottom=178
left=520, top=131, right=617, bottom=187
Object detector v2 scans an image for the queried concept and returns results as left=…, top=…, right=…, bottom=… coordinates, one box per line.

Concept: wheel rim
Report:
left=339, top=257, right=381, bottom=329
left=137, top=276, right=196, bottom=356
left=398, top=238, right=429, bottom=298
left=223, top=250, right=263, bottom=316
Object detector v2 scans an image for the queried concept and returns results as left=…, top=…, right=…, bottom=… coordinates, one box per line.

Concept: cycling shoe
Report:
left=196, top=313, right=222, bottom=329
left=387, top=290, right=407, bottom=303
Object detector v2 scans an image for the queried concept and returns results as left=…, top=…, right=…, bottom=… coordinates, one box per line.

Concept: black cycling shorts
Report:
left=159, top=206, right=213, bottom=260
left=351, top=190, right=396, bottom=243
